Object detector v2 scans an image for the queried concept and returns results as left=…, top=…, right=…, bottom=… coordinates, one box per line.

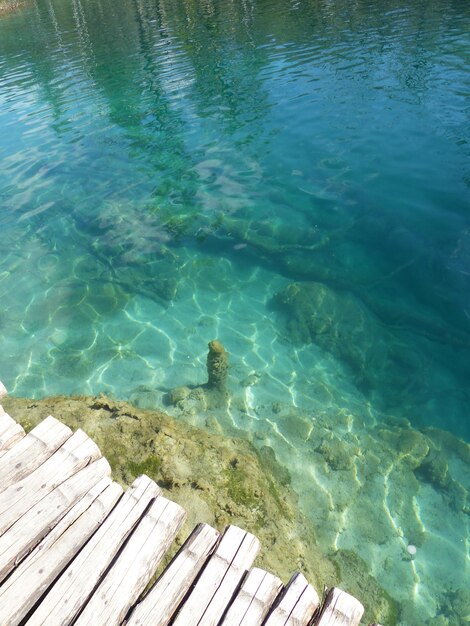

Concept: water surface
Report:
left=0, top=0, right=469, bottom=622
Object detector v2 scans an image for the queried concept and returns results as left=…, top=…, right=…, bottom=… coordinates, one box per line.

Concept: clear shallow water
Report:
left=0, top=0, right=469, bottom=622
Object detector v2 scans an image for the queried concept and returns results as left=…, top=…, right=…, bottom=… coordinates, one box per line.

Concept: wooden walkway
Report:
left=0, top=380, right=375, bottom=626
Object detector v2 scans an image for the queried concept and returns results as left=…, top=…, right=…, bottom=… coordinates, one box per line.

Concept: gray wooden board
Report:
left=0, top=429, right=101, bottom=536
left=315, top=588, right=364, bottom=626
left=221, top=567, right=283, bottom=626
left=0, top=409, right=24, bottom=452
left=0, top=457, right=111, bottom=585
left=0, top=416, right=72, bottom=491
left=0, top=476, right=121, bottom=626
left=172, top=525, right=260, bottom=626
left=74, top=496, right=186, bottom=626
left=25, top=474, right=161, bottom=626
left=263, top=572, right=320, bottom=626
left=127, top=523, right=220, bottom=626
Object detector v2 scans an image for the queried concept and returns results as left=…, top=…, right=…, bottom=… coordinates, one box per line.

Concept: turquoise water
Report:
left=0, top=0, right=469, bottom=622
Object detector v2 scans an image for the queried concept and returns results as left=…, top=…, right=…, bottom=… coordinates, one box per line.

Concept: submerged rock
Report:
left=316, top=435, right=356, bottom=471
left=272, top=281, right=424, bottom=405
left=0, top=0, right=29, bottom=14
left=262, top=401, right=470, bottom=625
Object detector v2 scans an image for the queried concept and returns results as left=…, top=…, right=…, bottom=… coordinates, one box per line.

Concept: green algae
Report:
left=128, top=456, right=162, bottom=479
left=222, top=460, right=269, bottom=531
left=271, top=281, right=429, bottom=414
left=331, top=549, right=399, bottom=625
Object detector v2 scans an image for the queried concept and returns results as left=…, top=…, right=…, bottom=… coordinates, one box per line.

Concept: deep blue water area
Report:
left=1, top=0, right=469, bottom=622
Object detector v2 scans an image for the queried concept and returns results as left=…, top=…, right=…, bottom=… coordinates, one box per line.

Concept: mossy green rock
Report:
left=272, top=281, right=423, bottom=401
left=316, top=435, right=356, bottom=471
left=331, top=550, right=399, bottom=624
left=415, top=448, right=449, bottom=488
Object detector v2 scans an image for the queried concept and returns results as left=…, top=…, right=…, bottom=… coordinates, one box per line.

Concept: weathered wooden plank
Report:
left=172, top=525, right=260, bottom=626
left=287, top=582, right=320, bottom=626
left=0, top=428, right=101, bottom=535
left=315, top=588, right=364, bottom=626
left=0, top=416, right=73, bottom=491
left=127, top=523, right=220, bottom=626
left=0, top=456, right=110, bottom=584
left=0, top=476, right=121, bottom=625
left=26, top=474, right=161, bottom=626
left=0, top=409, right=25, bottom=452
left=221, top=567, right=283, bottom=626
left=264, top=572, right=320, bottom=626
left=75, top=496, right=186, bottom=626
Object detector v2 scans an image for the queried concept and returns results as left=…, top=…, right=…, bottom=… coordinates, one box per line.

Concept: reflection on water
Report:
left=0, top=0, right=469, bottom=622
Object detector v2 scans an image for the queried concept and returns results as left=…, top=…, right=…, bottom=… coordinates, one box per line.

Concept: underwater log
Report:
left=206, top=340, right=228, bottom=391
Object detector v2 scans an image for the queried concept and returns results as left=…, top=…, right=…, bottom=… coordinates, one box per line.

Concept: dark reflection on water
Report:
left=0, top=0, right=469, bottom=437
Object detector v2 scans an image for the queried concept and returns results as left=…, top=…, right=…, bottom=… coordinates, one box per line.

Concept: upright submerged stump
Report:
left=204, top=340, right=229, bottom=409
left=206, top=340, right=228, bottom=391
left=166, top=340, right=230, bottom=410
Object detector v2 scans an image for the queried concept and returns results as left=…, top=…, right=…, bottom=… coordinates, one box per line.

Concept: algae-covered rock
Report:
left=437, top=587, right=470, bottom=625
left=272, top=281, right=373, bottom=351
left=425, top=616, right=450, bottom=626
left=166, top=385, right=191, bottom=406
left=316, top=435, right=356, bottom=471
left=331, top=549, right=399, bottom=625
left=272, top=281, right=423, bottom=403
left=378, top=427, right=430, bottom=470
left=415, top=448, right=449, bottom=488
left=0, top=0, right=29, bottom=14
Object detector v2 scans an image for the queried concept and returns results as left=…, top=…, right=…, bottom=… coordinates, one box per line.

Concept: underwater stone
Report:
left=379, top=427, right=430, bottom=470
left=167, top=386, right=191, bottom=406
left=166, top=386, right=209, bottom=415
left=438, top=587, right=470, bottom=624
left=406, top=544, right=417, bottom=556
left=331, top=549, right=398, bottom=625
left=272, top=281, right=424, bottom=406
left=415, top=448, right=448, bottom=488
left=129, top=386, right=162, bottom=410
left=316, top=436, right=355, bottom=471
left=450, top=588, right=470, bottom=621
left=425, top=616, right=449, bottom=626
left=206, top=340, right=228, bottom=391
